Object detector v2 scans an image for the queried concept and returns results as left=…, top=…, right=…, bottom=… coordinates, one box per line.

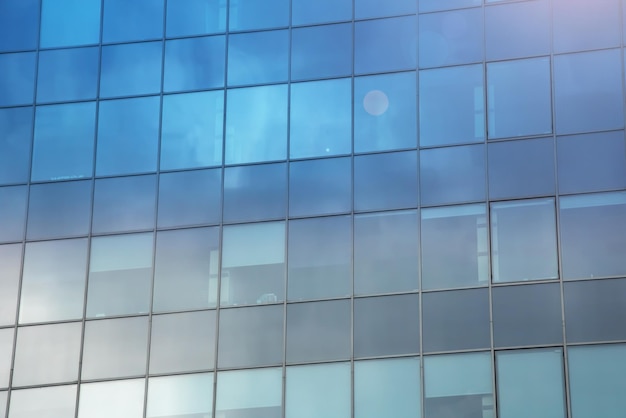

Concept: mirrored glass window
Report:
left=40, top=0, right=100, bottom=48
left=0, top=52, right=36, bottom=106
left=221, top=222, right=285, bottom=307
left=0, top=185, right=27, bottom=243
left=0, top=0, right=39, bottom=52
left=286, top=363, right=351, bottom=418
left=288, top=216, right=352, bottom=301
left=96, top=96, right=160, bottom=176
left=229, top=0, right=288, bottom=31
left=20, top=238, right=87, bottom=324
left=553, top=0, right=620, bottom=53
left=225, top=85, right=287, bottom=164
left=31, top=102, right=96, bottom=182
left=227, top=30, right=288, bottom=86
left=0, top=329, right=12, bottom=388
left=9, top=385, right=77, bottom=418
left=356, top=0, right=416, bottom=19
left=0, top=391, right=5, bottom=417
left=292, top=0, right=351, bottom=25
left=100, top=42, right=162, bottom=98
left=354, top=210, right=419, bottom=295
left=216, top=368, right=282, bottom=418
left=103, top=0, right=164, bottom=43
left=166, top=0, right=226, bottom=37
left=291, top=24, right=352, bottom=81
left=0, top=107, right=32, bottom=185
left=0, top=244, right=21, bottom=326
left=164, top=36, right=225, bottom=92
left=147, top=373, right=213, bottom=418
left=419, top=0, right=480, bottom=13
left=289, top=79, right=352, bottom=159
left=37, top=47, right=99, bottom=103
left=78, top=379, right=145, bottom=418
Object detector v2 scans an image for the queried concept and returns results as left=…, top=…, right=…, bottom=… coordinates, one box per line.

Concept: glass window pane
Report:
left=291, top=24, right=352, bottom=81
left=354, top=210, right=419, bottom=295
left=147, top=373, right=213, bottom=418
left=421, top=204, right=489, bottom=290
left=0, top=244, right=21, bottom=326
left=166, top=0, right=226, bottom=37
left=292, top=0, right=351, bottom=25
left=103, top=0, right=164, bottom=43
left=82, top=317, right=149, bottom=380
left=87, top=233, right=153, bottom=318
left=153, top=227, right=220, bottom=312
left=553, top=0, right=620, bottom=53
left=20, top=238, right=87, bottom=324
left=0, top=329, right=12, bottom=388
left=221, top=222, right=285, bottom=306
left=289, top=158, right=352, bottom=217
left=0, top=107, right=32, bottom=185
left=40, top=0, right=100, bottom=48
left=27, top=180, right=92, bottom=240
left=9, top=385, right=76, bottom=418
left=492, top=283, right=563, bottom=347
left=354, top=72, right=417, bottom=153
left=216, top=368, right=282, bottom=418
left=0, top=0, right=39, bottom=52
left=0, top=185, right=27, bottom=243
left=289, top=79, right=352, bottom=158
left=100, top=42, right=162, bottom=98
left=225, top=85, right=287, bottom=164
left=227, top=30, right=288, bottom=86
left=218, top=305, right=283, bottom=368
left=288, top=216, right=352, bottom=301
left=164, top=36, right=225, bottom=92
left=12, top=322, right=81, bottom=386
left=496, top=349, right=566, bottom=418
left=36, top=47, right=99, bottom=103
left=0, top=391, right=5, bottom=417
left=223, top=163, right=287, bottom=223
left=286, top=363, right=351, bottom=418
left=419, top=65, right=485, bottom=147
left=354, top=151, right=418, bottom=211
left=419, top=0, right=480, bottom=13
left=78, top=379, right=145, bottom=418
left=229, top=0, right=288, bottom=31
left=286, top=300, right=351, bottom=363
left=0, top=52, right=36, bottom=106
left=96, top=97, right=160, bottom=176
left=356, top=0, right=416, bottom=19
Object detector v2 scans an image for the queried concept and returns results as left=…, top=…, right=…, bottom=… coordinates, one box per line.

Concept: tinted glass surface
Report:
left=229, top=0, right=288, bottom=31
left=291, top=24, right=352, bottom=81
left=0, top=52, right=36, bottom=106
left=102, top=0, right=164, bottom=43
left=164, top=36, right=225, bottom=92
left=227, top=30, right=288, bottom=86
left=216, top=368, right=282, bottom=418
left=553, top=0, right=620, bottom=53
left=78, top=379, right=145, bottom=418
left=37, top=47, right=99, bottom=103
left=100, top=42, right=162, bottom=98
left=166, top=0, right=226, bottom=37
left=0, top=244, right=21, bottom=325
left=419, top=0, right=480, bottom=13
left=0, top=185, right=27, bottom=243
left=0, top=329, right=12, bottom=388
left=356, top=0, right=416, bottom=18
left=9, top=385, right=77, bottom=418
left=40, top=0, right=100, bottom=48
left=0, top=392, right=5, bottom=416
left=0, top=0, right=39, bottom=52
left=292, top=0, right=351, bottom=25
left=147, top=373, right=213, bottom=418
left=355, top=16, right=417, bottom=74
left=0, top=107, right=32, bottom=185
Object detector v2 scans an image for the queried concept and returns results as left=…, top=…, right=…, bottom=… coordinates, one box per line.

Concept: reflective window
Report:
left=12, top=322, right=81, bottom=386
left=78, top=379, right=145, bottom=418
left=82, top=317, right=149, bottom=380
left=419, top=0, right=480, bottom=13
left=0, top=244, right=21, bottom=326
left=103, top=0, right=164, bottom=43
left=9, top=385, right=77, bottom=418
left=153, top=227, right=220, bottom=311
left=87, top=233, right=153, bottom=318
left=40, top=0, right=100, bottom=48
left=487, top=58, right=552, bottom=139
left=221, top=222, right=285, bottom=306
left=288, top=216, right=352, bottom=301
left=355, top=151, right=418, bottom=212
left=0, top=329, right=12, bottom=388
left=356, top=0, right=416, bottom=19
left=553, top=0, right=620, bottom=53
left=355, top=358, right=421, bottom=418
left=147, top=374, right=213, bottom=418
left=157, top=170, right=222, bottom=228
left=32, top=102, right=96, bottom=182
left=354, top=72, right=417, bottom=153
left=164, top=36, right=225, bottom=92
left=420, top=144, right=486, bottom=206
left=354, top=210, right=419, bottom=295
left=27, top=180, right=92, bottom=240
left=227, top=30, right=288, bottom=86
left=289, top=158, right=352, bottom=217
left=0, top=392, right=5, bottom=416
left=492, top=283, right=563, bottom=347
left=286, top=363, right=351, bottom=418
left=225, top=85, right=287, bottom=164
left=37, top=47, right=99, bottom=103
left=229, top=0, right=288, bottom=31
left=0, top=52, right=36, bottom=106
left=355, top=16, right=417, bottom=75
left=557, top=131, right=626, bottom=194
left=554, top=49, right=624, bottom=135
left=0, top=185, right=27, bottom=243
left=287, top=300, right=351, bottom=363
left=0, top=107, right=32, bottom=185
left=0, top=0, right=39, bottom=52
left=497, top=349, right=566, bottom=418
left=560, top=192, right=626, bottom=279
left=419, top=65, right=485, bottom=147
left=20, top=238, right=88, bottom=324
left=421, top=204, right=489, bottom=290
left=291, top=24, right=352, bottom=81
left=96, top=97, right=160, bottom=176
left=218, top=305, right=283, bottom=368
left=424, top=352, right=493, bottom=418
left=216, top=368, right=282, bottom=418
left=166, top=0, right=226, bottom=37
left=289, top=79, right=352, bottom=158
left=100, top=42, right=162, bottom=98
left=223, top=163, right=287, bottom=223
left=92, top=175, right=156, bottom=234
left=292, top=0, right=351, bottom=25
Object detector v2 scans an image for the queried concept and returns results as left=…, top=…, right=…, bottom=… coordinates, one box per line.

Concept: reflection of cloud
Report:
left=363, top=90, right=389, bottom=116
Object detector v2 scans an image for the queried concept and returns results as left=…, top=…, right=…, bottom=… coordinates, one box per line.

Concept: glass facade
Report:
left=0, top=0, right=625, bottom=417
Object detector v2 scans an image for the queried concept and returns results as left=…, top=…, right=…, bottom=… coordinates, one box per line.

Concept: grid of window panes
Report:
left=1, top=0, right=626, bottom=417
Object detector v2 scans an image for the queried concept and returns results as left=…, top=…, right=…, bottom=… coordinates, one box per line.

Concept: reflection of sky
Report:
left=0, top=185, right=27, bottom=243
left=100, top=42, right=162, bottom=98
left=0, top=0, right=39, bottom=52
left=102, top=0, right=163, bottom=43
left=227, top=30, right=289, bottom=86
left=0, top=107, right=32, bottom=185
left=37, top=47, right=99, bottom=103
left=291, top=24, right=352, bottom=80
left=40, top=0, right=100, bottom=48
left=79, top=379, right=145, bottom=418
left=166, top=0, right=227, bottom=37
left=164, top=36, right=226, bottom=92
left=0, top=52, right=36, bottom=106
left=229, top=0, right=289, bottom=31
left=148, top=374, right=213, bottom=416
left=355, top=16, right=417, bottom=74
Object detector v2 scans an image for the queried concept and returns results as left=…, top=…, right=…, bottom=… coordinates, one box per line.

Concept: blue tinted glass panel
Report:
left=356, top=0, right=416, bottom=19
left=355, top=72, right=417, bottom=153
left=292, top=0, right=351, bottom=25
left=164, top=36, right=225, bottom=92
left=224, top=163, right=287, bottom=223
left=557, top=131, right=626, bottom=194
left=27, top=181, right=92, bottom=240
left=78, top=379, right=145, bottom=418
left=225, top=85, right=287, bottom=164
left=166, top=0, right=226, bottom=37
left=290, top=79, right=351, bottom=159
left=227, top=30, right=288, bottom=86
left=553, top=0, right=620, bottom=53
left=0, top=185, right=27, bottom=243
left=420, top=144, right=486, bottom=206
left=291, top=24, right=352, bottom=81
left=161, top=91, right=223, bottom=170
left=289, top=158, right=352, bottom=217
left=40, top=0, right=100, bottom=48
left=355, top=16, right=417, bottom=75
left=419, top=64, right=485, bottom=147
left=100, top=42, right=163, bottom=98
left=37, top=47, right=99, bottom=103
left=229, top=0, right=288, bottom=30
left=286, top=363, right=351, bottom=418
left=0, top=0, right=39, bottom=52
left=419, top=0, right=481, bottom=13
left=0, top=244, right=21, bottom=326
left=32, top=102, right=96, bottom=182
left=148, top=373, right=213, bottom=418
left=216, top=368, right=282, bottom=418
left=103, top=0, right=164, bottom=43
left=96, top=96, right=160, bottom=176
left=0, top=52, right=36, bottom=106
left=0, top=107, right=32, bottom=185
left=554, top=49, right=624, bottom=135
